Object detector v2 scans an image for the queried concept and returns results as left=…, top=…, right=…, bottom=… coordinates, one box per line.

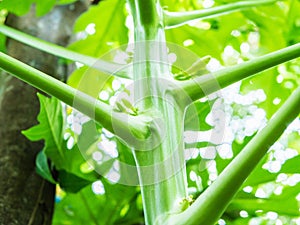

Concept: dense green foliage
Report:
left=0, top=0, right=300, bottom=224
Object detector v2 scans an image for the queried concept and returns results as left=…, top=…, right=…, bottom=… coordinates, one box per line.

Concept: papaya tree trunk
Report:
left=127, top=1, right=188, bottom=224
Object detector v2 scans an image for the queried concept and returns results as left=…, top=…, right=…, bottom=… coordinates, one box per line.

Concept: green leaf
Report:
left=239, top=4, right=298, bottom=119
left=273, top=182, right=300, bottom=200
left=58, top=170, right=93, bottom=193
left=35, top=0, right=56, bottom=16
left=281, top=155, right=300, bottom=174
left=0, top=0, right=34, bottom=16
left=22, top=94, right=100, bottom=189
left=242, top=158, right=277, bottom=188
left=22, top=93, right=65, bottom=166
left=0, top=0, right=56, bottom=16
left=225, top=218, right=251, bottom=225
left=160, top=0, right=202, bottom=11
left=244, top=146, right=300, bottom=188
left=36, top=150, right=56, bottom=184
left=165, top=13, right=250, bottom=61
left=230, top=183, right=300, bottom=218
left=52, top=181, right=141, bottom=225
left=22, top=94, right=64, bottom=164
left=241, top=69, right=292, bottom=119
left=242, top=5, right=286, bottom=52
left=57, top=0, right=77, bottom=5
left=186, top=155, right=210, bottom=191
left=286, top=0, right=300, bottom=45
left=184, top=99, right=215, bottom=131
left=67, top=66, right=113, bottom=98
left=228, top=196, right=300, bottom=217
left=63, top=144, right=101, bottom=182
left=185, top=141, right=213, bottom=149
left=69, top=0, right=128, bottom=57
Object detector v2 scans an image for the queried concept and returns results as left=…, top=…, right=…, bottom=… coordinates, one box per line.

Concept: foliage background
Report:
left=0, top=0, right=300, bottom=224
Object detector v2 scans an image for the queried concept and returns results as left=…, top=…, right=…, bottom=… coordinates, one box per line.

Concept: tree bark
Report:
left=0, top=1, right=88, bottom=224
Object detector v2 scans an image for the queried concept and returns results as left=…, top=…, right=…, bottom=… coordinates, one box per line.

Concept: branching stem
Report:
left=172, top=43, right=300, bottom=104
left=0, top=52, right=148, bottom=145
left=127, top=1, right=188, bottom=224
left=164, top=0, right=277, bottom=28
left=168, top=85, right=300, bottom=225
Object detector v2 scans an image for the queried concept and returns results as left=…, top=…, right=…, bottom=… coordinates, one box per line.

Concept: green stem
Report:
left=0, top=52, right=148, bottom=145
left=164, top=0, right=277, bottom=28
left=168, top=85, right=300, bottom=225
left=0, top=25, right=131, bottom=79
left=174, top=43, right=300, bottom=103
left=128, top=0, right=188, bottom=224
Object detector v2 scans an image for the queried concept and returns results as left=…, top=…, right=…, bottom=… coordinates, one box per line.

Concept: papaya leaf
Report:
left=22, top=94, right=100, bottom=191
left=69, top=0, right=128, bottom=57
left=36, top=150, right=56, bottom=184
left=0, top=0, right=56, bottom=16
left=57, top=170, right=93, bottom=193
left=22, top=93, right=65, bottom=167
left=52, top=181, right=140, bottom=225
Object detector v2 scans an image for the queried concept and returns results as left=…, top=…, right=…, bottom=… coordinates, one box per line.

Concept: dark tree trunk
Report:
left=0, top=1, right=88, bottom=224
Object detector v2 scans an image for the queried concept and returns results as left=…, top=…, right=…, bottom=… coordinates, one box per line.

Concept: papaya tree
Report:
left=0, top=0, right=300, bottom=225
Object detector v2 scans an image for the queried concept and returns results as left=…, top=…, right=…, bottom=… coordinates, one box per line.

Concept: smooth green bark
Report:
left=128, top=0, right=188, bottom=224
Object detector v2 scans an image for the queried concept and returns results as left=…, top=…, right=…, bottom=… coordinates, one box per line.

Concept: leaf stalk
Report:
left=168, top=85, right=300, bottom=225
left=0, top=52, right=148, bottom=145
left=0, top=25, right=131, bottom=79
left=173, top=43, right=300, bottom=103
left=164, top=0, right=277, bottom=28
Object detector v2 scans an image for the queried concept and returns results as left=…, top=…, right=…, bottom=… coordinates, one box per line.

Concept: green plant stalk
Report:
left=174, top=43, right=300, bottom=103
left=0, top=25, right=131, bottom=79
left=0, top=52, right=149, bottom=145
left=128, top=0, right=188, bottom=224
left=164, top=0, right=277, bottom=28
left=168, top=86, right=300, bottom=225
